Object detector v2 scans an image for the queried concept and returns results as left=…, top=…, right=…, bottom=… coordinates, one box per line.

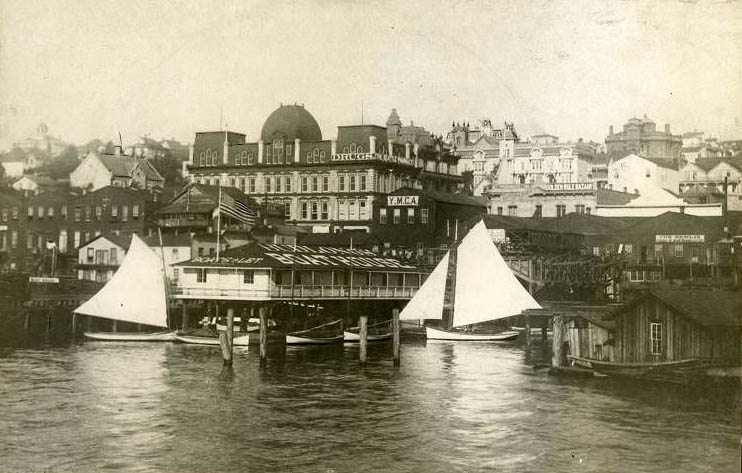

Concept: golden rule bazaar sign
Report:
left=387, top=195, right=419, bottom=206
left=655, top=234, right=705, bottom=243
left=542, top=183, right=594, bottom=192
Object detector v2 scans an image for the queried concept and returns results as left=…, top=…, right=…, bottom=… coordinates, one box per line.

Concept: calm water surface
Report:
left=0, top=313, right=739, bottom=472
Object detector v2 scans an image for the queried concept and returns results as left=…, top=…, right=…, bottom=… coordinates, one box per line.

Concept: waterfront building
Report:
left=679, top=157, right=742, bottom=211
left=0, top=186, right=157, bottom=273
left=184, top=104, right=462, bottom=233
left=608, top=289, right=739, bottom=365
left=172, top=242, right=425, bottom=306
left=76, top=234, right=129, bottom=282
left=605, top=115, right=682, bottom=160
left=70, top=147, right=164, bottom=194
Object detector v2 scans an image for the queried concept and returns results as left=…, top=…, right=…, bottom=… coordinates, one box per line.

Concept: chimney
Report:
left=665, top=124, right=671, bottom=134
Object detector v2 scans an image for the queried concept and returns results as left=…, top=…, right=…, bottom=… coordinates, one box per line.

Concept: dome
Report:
left=260, top=104, right=322, bottom=142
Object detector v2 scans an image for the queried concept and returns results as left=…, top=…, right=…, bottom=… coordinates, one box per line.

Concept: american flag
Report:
left=217, top=191, right=256, bottom=225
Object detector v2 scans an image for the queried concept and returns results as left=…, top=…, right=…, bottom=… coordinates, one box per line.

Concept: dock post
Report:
left=392, top=308, right=400, bottom=367
left=24, top=311, right=30, bottom=330
left=181, top=303, right=188, bottom=330
left=259, top=305, right=268, bottom=367
left=525, top=314, right=532, bottom=352
left=219, top=308, right=234, bottom=367
left=47, top=311, right=52, bottom=331
left=359, top=315, right=368, bottom=366
left=71, top=312, right=77, bottom=335
left=551, top=314, right=565, bottom=368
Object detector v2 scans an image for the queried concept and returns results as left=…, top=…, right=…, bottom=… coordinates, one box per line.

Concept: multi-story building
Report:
left=607, top=153, right=679, bottom=194
left=0, top=186, right=158, bottom=273
left=184, top=104, right=461, bottom=233
left=679, top=157, right=742, bottom=211
left=681, top=131, right=722, bottom=163
left=70, top=147, right=164, bottom=194
left=605, top=115, right=682, bottom=160
left=14, top=123, right=70, bottom=158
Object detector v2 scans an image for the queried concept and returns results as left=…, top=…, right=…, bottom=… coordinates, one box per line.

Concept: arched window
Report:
left=357, top=145, right=363, bottom=153
left=320, top=151, right=326, bottom=162
left=350, top=143, right=357, bottom=153
left=343, top=146, right=349, bottom=153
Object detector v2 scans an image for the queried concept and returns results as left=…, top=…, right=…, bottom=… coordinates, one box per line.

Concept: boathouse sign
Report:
left=387, top=195, right=419, bottom=206
left=655, top=234, right=705, bottom=243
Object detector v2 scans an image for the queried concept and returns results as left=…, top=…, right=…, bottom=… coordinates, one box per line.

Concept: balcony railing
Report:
left=173, top=284, right=419, bottom=300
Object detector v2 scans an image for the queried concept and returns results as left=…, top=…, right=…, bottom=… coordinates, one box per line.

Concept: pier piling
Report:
left=24, top=312, right=30, bottom=330
left=181, top=304, right=188, bottom=330
left=71, top=312, right=77, bottom=335
left=525, top=315, right=532, bottom=352
left=259, top=306, right=268, bottom=367
left=392, top=308, right=400, bottom=367
left=219, top=308, right=234, bottom=367
left=551, top=315, right=566, bottom=368
left=359, top=315, right=368, bottom=366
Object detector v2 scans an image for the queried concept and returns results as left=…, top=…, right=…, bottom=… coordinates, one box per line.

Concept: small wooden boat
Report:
left=84, top=330, right=176, bottom=342
left=425, top=326, right=520, bottom=341
left=343, top=319, right=392, bottom=342
left=216, top=317, right=277, bottom=333
left=580, top=357, right=700, bottom=377
left=511, top=326, right=552, bottom=336
left=287, top=319, right=344, bottom=345
left=174, top=333, right=250, bottom=346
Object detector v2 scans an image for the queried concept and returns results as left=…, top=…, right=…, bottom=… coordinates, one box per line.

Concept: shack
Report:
left=612, top=288, right=740, bottom=365
left=566, top=314, right=615, bottom=362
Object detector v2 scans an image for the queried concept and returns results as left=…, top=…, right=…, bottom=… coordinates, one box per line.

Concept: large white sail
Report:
left=74, top=234, right=168, bottom=328
left=399, top=251, right=449, bottom=321
left=452, top=221, right=540, bottom=328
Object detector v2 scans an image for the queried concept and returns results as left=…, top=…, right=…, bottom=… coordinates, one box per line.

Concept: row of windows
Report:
left=1, top=204, right=140, bottom=222
left=379, top=207, right=429, bottom=225
left=200, top=173, right=371, bottom=195
left=596, top=243, right=687, bottom=258
left=201, top=146, right=333, bottom=168
left=296, top=199, right=370, bottom=221
left=196, top=268, right=254, bottom=284
left=495, top=204, right=591, bottom=217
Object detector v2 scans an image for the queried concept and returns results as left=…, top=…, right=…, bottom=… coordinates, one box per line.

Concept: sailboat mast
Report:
left=444, top=242, right=458, bottom=329
left=346, top=236, right=353, bottom=321
left=157, top=226, right=171, bottom=329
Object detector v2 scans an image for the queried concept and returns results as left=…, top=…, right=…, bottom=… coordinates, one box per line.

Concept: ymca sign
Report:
left=387, top=195, right=419, bottom=206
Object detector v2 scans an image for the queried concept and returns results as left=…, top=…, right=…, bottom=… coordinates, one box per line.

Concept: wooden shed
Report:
left=566, top=314, right=615, bottom=362
left=612, top=288, right=740, bottom=365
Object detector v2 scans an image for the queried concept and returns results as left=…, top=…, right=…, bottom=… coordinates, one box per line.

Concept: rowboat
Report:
left=287, top=319, right=344, bottom=345
left=343, top=319, right=392, bottom=342
left=588, top=358, right=700, bottom=377
left=425, top=327, right=520, bottom=341
left=174, top=333, right=250, bottom=346
left=84, top=331, right=176, bottom=342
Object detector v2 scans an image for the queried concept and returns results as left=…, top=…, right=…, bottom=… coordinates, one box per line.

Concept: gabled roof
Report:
left=140, top=233, right=192, bottom=248
left=155, top=183, right=257, bottom=215
left=610, top=153, right=679, bottom=170
left=618, top=289, right=741, bottom=327
left=96, top=153, right=164, bottom=183
left=613, top=211, right=725, bottom=241
left=694, top=157, right=742, bottom=173
left=79, top=234, right=132, bottom=251
left=389, top=187, right=487, bottom=208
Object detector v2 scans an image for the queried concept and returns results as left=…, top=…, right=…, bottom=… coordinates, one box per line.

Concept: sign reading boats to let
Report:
left=488, top=229, right=506, bottom=243
left=655, top=234, right=705, bottom=243
left=387, top=195, right=419, bottom=206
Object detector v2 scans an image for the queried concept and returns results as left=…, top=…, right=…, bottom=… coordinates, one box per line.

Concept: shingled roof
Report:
left=618, top=289, right=741, bottom=327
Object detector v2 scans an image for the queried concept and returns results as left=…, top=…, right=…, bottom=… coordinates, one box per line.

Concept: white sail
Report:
left=399, top=251, right=449, bottom=321
left=74, top=234, right=168, bottom=328
left=452, top=221, right=540, bottom=328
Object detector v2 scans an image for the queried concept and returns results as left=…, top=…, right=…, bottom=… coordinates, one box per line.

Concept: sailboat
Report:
left=400, top=220, right=541, bottom=341
left=75, top=234, right=176, bottom=341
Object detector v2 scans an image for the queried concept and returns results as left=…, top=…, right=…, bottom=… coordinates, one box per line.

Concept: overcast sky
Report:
left=1, top=0, right=740, bottom=149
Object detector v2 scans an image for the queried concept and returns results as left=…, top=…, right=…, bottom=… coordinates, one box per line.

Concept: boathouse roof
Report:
left=616, top=288, right=741, bottom=327
left=175, top=242, right=422, bottom=272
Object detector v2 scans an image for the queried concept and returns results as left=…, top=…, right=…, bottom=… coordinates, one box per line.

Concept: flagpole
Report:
left=216, top=185, right=221, bottom=262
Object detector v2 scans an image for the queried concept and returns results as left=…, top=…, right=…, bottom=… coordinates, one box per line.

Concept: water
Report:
left=0, top=313, right=739, bottom=472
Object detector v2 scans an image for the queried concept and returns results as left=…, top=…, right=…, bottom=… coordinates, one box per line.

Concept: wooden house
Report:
left=612, top=288, right=740, bottom=365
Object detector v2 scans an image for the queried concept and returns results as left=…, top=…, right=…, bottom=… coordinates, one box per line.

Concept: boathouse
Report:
left=611, top=288, right=740, bottom=364
left=173, top=242, right=425, bottom=302
left=566, top=314, right=615, bottom=362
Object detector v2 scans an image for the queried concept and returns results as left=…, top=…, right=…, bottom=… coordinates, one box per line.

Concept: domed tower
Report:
left=386, top=108, right=402, bottom=141
left=260, top=104, right=322, bottom=142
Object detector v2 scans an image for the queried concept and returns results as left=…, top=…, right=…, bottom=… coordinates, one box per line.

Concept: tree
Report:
left=459, top=170, right=474, bottom=196
left=38, top=145, right=80, bottom=180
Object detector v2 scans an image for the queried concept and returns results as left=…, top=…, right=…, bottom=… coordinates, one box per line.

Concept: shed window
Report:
left=421, top=208, right=429, bottom=224
left=674, top=244, right=683, bottom=257
left=243, top=270, right=254, bottom=284
left=196, top=269, right=207, bottom=283
left=650, top=323, right=662, bottom=355
left=380, top=208, right=387, bottom=224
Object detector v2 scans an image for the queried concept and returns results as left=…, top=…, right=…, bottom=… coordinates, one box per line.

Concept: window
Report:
left=301, top=176, right=308, bottom=193
left=655, top=244, right=663, bottom=258
left=38, top=206, right=44, bottom=219
left=111, top=205, right=118, bottom=219
left=349, top=174, right=356, bottom=191
left=122, top=205, right=128, bottom=221
left=338, top=200, right=346, bottom=220
left=301, top=201, right=308, bottom=219
left=243, top=270, right=254, bottom=284
left=285, top=176, right=292, bottom=192
left=575, top=204, right=585, bottom=214
left=321, top=201, right=328, bottom=220
left=171, top=248, right=179, bottom=260
left=265, top=176, right=272, bottom=193
left=556, top=205, right=566, bottom=217
left=585, top=207, right=591, bottom=215
left=508, top=205, right=518, bottom=217
left=650, top=323, right=662, bottom=355
left=74, top=207, right=81, bottom=222
left=311, top=201, right=318, bottom=220
left=624, top=244, right=633, bottom=255
left=380, top=208, right=387, bottom=224
left=172, top=268, right=179, bottom=282
left=28, top=206, right=34, bottom=218
left=74, top=231, right=80, bottom=249
left=27, top=232, right=34, bottom=249
left=284, top=201, right=291, bottom=219
left=593, top=246, right=600, bottom=256
left=349, top=200, right=357, bottom=220
left=197, top=269, right=207, bottom=283
left=320, top=151, right=326, bottom=162
left=359, top=200, right=367, bottom=219
left=311, top=176, right=319, bottom=192
left=339, top=175, right=345, bottom=192
left=393, top=208, right=401, bottom=224
left=249, top=177, right=256, bottom=194
left=95, top=206, right=102, bottom=220
left=360, top=174, right=367, bottom=191
left=11, top=231, right=17, bottom=249
left=198, top=247, right=204, bottom=257
left=1, top=209, right=7, bottom=222
left=497, top=206, right=503, bottom=215
left=110, top=248, right=117, bottom=265
left=674, top=244, right=683, bottom=257
left=86, top=247, right=94, bottom=262
left=322, top=175, right=329, bottom=192
left=534, top=205, right=543, bottom=218
left=86, top=206, right=92, bottom=221
left=421, top=208, right=429, bottom=224
left=407, top=209, right=415, bottom=224
left=133, top=205, right=139, bottom=218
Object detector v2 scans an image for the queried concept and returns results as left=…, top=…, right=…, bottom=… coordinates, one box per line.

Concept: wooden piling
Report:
left=24, top=312, right=30, bottom=330
left=259, top=306, right=268, bottom=367
left=392, top=308, right=400, bottom=367
left=359, top=315, right=368, bottom=366
left=71, top=312, right=77, bottom=335
left=219, top=308, right=235, bottom=367
left=551, top=315, right=566, bottom=368
left=47, top=311, right=52, bottom=331
left=525, top=314, right=532, bottom=352
left=181, top=303, right=188, bottom=330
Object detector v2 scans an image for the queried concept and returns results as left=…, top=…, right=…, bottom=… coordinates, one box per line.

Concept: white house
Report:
left=70, top=148, right=164, bottom=192
left=607, top=153, right=679, bottom=195
left=77, top=234, right=130, bottom=282
left=680, top=157, right=742, bottom=210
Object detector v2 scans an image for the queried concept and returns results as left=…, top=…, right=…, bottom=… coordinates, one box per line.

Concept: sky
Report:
left=1, top=0, right=741, bottom=149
